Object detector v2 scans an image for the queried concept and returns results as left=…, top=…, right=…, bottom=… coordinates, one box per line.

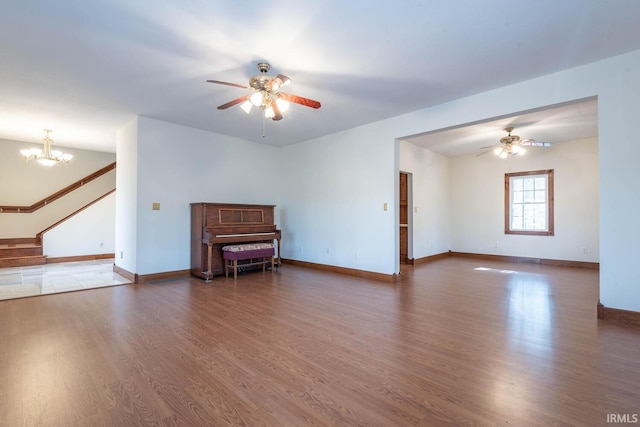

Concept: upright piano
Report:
left=191, top=202, right=281, bottom=280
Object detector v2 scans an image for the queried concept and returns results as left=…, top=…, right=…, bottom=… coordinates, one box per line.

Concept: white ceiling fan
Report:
left=478, top=127, right=552, bottom=158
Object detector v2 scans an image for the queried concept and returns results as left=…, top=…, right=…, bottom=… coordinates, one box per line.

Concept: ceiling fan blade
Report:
left=521, top=140, right=552, bottom=147
left=278, top=92, right=321, bottom=109
left=270, top=74, right=291, bottom=90
left=217, top=95, right=250, bottom=110
left=479, top=144, right=498, bottom=149
left=270, top=100, right=283, bottom=121
left=207, top=80, right=250, bottom=89
left=475, top=150, right=491, bottom=157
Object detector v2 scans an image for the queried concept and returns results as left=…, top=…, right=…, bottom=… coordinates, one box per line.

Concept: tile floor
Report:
left=0, top=259, right=131, bottom=301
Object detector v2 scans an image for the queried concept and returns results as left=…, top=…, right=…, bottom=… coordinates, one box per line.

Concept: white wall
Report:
left=115, top=117, right=139, bottom=273
left=280, top=125, right=397, bottom=274
left=43, top=192, right=115, bottom=257
left=119, top=116, right=282, bottom=276
left=449, top=137, right=599, bottom=262
left=399, top=140, right=451, bottom=259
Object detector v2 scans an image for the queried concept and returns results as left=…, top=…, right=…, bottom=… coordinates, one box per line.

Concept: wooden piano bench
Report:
left=222, top=243, right=276, bottom=280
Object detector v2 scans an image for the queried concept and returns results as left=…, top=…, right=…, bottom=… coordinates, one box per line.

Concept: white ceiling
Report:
left=1, top=1, right=639, bottom=153
left=401, top=98, right=599, bottom=157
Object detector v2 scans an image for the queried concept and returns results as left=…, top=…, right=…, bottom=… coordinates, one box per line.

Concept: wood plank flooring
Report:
left=1, top=257, right=639, bottom=426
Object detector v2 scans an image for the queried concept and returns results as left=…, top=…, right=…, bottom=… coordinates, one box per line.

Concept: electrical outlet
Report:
left=120, top=251, right=123, bottom=259
left=582, top=246, right=588, bottom=254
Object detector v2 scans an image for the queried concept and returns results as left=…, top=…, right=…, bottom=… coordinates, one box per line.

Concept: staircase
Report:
left=0, top=162, right=116, bottom=269
left=0, top=241, right=46, bottom=268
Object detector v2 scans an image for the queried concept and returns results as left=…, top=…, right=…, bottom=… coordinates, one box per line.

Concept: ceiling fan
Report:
left=207, top=62, right=321, bottom=121
left=478, top=127, right=552, bottom=158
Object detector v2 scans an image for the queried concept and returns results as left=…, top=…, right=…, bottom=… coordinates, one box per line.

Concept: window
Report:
left=505, top=169, right=554, bottom=236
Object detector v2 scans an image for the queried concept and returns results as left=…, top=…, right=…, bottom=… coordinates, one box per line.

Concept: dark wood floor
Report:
left=1, top=257, right=638, bottom=426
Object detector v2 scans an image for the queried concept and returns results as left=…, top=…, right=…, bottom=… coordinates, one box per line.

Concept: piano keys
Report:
left=190, top=202, right=281, bottom=280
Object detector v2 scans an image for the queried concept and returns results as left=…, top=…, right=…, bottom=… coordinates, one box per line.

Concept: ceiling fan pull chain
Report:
left=262, top=114, right=266, bottom=138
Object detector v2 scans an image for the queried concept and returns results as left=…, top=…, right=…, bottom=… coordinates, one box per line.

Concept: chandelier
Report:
left=20, top=129, right=73, bottom=166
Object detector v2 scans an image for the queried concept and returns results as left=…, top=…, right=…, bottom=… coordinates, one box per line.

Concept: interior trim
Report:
left=450, top=251, right=599, bottom=270
left=413, top=252, right=450, bottom=265
left=0, top=162, right=116, bottom=214
left=597, top=301, right=640, bottom=325
left=36, top=189, right=115, bottom=244
left=113, top=264, right=138, bottom=283
left=137, top=269, right=191, bottom=284
left=0, top=238, right=37, bottom=246
left=46, top=253, right=115, bottom=264
left=282, top=258, right=400, bottom=283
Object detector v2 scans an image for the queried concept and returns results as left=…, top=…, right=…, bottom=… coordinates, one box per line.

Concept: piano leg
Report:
left=205, top=243, right=213, bottom=282
left=276, top=237, right=281, bottom=269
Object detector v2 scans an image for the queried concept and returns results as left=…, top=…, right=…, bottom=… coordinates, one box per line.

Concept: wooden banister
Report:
left=36, top=189, right=116, bottom=245
left=0, top=162, right=116, bottom=213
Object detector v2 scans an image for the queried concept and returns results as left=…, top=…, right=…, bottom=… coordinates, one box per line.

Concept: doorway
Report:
left=399, top=172, right=412, bottom=264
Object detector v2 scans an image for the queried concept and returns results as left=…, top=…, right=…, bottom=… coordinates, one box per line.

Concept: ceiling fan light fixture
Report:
left=264, top=105, right=276, bottom=119
left=276, top=98, right=289, bottom=112
left=240, top=100, right=253, bottom=114
left=250, top=91, right=263, bottom=106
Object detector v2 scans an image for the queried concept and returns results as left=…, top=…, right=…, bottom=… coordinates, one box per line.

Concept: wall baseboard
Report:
left=112, top=265, right=190, bottom=284
left=597, top=301, right=640, bottom=326
left=46, top=253, right=115, bottom=264
left=414, top=252, right=451, bottom=265
left=138, top=269, right=191, bottom=284
left=113, top=264, right=138, bottom=283
left=282, top=258, right=399, bottom=283
left=450, top=251, right=599, bottom=270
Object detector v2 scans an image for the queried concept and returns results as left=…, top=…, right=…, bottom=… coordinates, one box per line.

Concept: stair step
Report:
left=0, top=245, right=43, bottom=259
left=0, top=255, right=47, bottom=268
